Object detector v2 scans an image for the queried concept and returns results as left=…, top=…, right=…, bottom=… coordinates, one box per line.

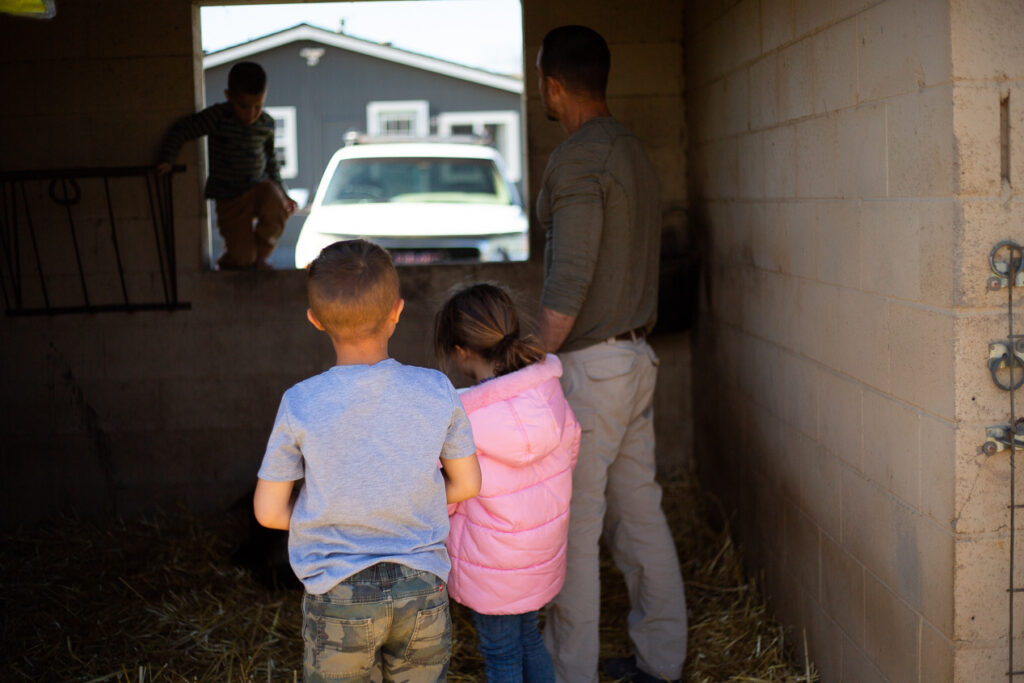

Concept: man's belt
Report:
left=613, top=326, right=647, bottom=342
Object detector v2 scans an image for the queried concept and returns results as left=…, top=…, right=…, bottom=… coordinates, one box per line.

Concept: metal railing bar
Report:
left=57, top=178, right=91, bottom=311
left=143, top=173, right=171, bottom=305
left=102, top=177, right=130, bottom=307
left=1011, top=244, right=1020, bottom=682
left=22, top=180, right=49, bottom=310
left=0, top=165, right=185, bottom=182
left=5, top=301, right=191, bottom=316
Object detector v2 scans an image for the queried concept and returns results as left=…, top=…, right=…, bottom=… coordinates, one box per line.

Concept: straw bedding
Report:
left=0, top=467, right=816, bottom=682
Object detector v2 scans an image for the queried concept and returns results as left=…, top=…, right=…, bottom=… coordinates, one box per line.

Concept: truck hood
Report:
left=302, top=202, right=528, bottom=238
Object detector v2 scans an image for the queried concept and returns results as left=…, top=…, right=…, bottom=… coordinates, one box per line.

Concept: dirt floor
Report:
left=0, top=468, right=817, bottom=682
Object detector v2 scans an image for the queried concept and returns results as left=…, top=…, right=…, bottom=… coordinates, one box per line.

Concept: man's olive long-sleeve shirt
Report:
left=537, top=116, right=661, bottom=353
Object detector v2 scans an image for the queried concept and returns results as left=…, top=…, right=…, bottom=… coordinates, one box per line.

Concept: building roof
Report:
left=203, top=23, right=523, bottom=94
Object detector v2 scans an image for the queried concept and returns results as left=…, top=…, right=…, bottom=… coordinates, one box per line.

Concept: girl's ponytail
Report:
left=435, top=283, right=545, bottom=377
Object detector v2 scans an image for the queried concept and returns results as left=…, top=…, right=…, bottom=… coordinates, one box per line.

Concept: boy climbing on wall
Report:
left=253, top=239, right=481, bottom=682
left=155, top=61, right=297, bottom=270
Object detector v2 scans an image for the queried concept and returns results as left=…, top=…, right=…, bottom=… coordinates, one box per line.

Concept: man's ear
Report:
left=306, top=308, right=325, bottom=331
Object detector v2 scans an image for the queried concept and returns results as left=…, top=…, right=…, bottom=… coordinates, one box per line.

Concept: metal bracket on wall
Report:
left=990, top=341, right=1024, bottom=391
left=983, top=422, right=1024, bottom=456
left=989, top=240, right=1024, bottom=291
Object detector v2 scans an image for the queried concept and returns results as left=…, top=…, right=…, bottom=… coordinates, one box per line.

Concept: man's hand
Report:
left=538, top=305, right=577, bottom=354
left=284, top=197, right=298, bottom=216
left=155, top=162, right=172, bottom=176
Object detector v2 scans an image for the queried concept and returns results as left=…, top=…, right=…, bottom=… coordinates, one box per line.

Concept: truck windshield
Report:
left=322, top=157, right=515, bottom=206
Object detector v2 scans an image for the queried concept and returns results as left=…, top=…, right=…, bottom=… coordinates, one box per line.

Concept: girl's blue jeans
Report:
left=470, top=609, right=555, bottom=683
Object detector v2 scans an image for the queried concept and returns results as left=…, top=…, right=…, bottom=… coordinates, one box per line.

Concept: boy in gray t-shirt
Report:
left=254, top=239, right=480, bottom=682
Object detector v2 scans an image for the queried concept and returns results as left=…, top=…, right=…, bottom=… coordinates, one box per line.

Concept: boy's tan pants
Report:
left=543, top=338, right=688, bottom=683
left=214, top=180, right=289, bottom=268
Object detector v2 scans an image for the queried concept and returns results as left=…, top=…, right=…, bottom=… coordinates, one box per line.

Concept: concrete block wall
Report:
left=687, top=0, right=964, bottom=680
left=0, top=0, right=691, bottom=526
left=688, top=0, right=1024, bottom=679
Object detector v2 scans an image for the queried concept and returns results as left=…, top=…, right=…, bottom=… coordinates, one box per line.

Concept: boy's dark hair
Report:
left=227, top=62, right=267, bottom=95
left=434, top=282, right=545, bottom=378
left=539, top=25, right=610, bottom=99
left=307, top=240, right=400, bottom=342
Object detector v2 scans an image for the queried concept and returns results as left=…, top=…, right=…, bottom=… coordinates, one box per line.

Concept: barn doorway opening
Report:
left=198, top=1, right=527, bottom=270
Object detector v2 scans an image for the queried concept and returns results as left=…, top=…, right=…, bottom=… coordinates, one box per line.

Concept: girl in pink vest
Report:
left=435, top=283, right=580, bottom=682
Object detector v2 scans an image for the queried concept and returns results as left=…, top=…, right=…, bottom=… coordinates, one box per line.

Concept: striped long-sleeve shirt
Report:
left=157, top=102, right=285, bottom=200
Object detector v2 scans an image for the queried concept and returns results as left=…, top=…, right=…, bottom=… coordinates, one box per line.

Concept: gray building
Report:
left=202, top=24, right=525, bottom=267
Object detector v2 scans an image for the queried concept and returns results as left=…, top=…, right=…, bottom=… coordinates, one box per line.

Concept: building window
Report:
left=264, top=106, right=297, bottom=179
left=436, top=111, right=521, bottom=183
left=366, top=100, right=429, bottom=138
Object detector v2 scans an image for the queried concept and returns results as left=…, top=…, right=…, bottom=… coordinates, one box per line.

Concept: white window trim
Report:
left=436, top=111, right=521, bottom=183
left=264, top=106, right=298, bottom=179
left=366, top=100, right=430, bottom=138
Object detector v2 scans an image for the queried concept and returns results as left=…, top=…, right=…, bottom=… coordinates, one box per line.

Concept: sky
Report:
left=200, top=1, right=524, bottom=76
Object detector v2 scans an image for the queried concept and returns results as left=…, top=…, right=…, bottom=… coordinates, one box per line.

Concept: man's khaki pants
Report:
left=544, top=338, right=687, bottom=683
left=214, top=180, right=289, bottom=269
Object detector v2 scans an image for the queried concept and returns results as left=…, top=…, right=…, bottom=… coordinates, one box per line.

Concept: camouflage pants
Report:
left=302, top=563, right=451, bottom=683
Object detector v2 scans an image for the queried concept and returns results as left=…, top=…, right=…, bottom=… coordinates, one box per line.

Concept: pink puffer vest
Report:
left=446, top=354, right=580, bottom=615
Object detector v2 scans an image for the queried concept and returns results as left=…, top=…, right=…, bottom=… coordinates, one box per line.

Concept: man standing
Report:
left=535, top=25, right=687, bottom=683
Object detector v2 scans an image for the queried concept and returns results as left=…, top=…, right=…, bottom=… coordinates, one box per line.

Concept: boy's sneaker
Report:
left=603, top=655, right=680, bottom=683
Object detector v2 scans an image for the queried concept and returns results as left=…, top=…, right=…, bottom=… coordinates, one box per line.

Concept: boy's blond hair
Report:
left=307, top=239, right=400, bottom=342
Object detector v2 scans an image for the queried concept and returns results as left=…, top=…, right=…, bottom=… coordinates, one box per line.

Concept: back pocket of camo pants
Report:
left=304, top=611, right=375, bottom=677
left=404, top=601, right=452, bottom=666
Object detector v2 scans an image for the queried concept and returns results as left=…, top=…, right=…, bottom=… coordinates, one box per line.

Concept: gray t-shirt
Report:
left=258, top=358, right=476, bottom=594
left=537, top=116, right=661, bottom=352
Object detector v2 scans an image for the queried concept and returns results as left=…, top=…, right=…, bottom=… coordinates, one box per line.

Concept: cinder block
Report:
left=837, top=288, right=890, bottom=392
left=951, top=312, right=1020, bottom=424
left=821, top=533, right=866, bottom=647
left=795, top=114, right=837, bottom=198
left=802, top=598, right=844, bottom=683
left=716, top=0, right=763, bottom=76
left=862, top=389, right=921, bottom=509
left=814, top=200, right=860, bottom=290
left=812, top=17, right=858, bottom=115
left=953, top=534, right=1024, bottom=642
left=761, top=0, right=795, bottom=54
left=749, top=201, right=780, bottom=271
left=919, top=414, right=956, bottom=529
left=817, top=367, right=863, bottom=470
left=837, top=102, right=887, bottom=198
left=955, top=198, right=1024, bottom=308
left=842, top=469, right=896, bottom=582
left=609, top=96, right=686, bottom=150
left=921, top=621, right=954, bottom=683
left=779, top=350, right=819, bottom=438
left=841, top=630, right=887, bottom=683
left=707, top=137, right=739, bottom=199
left=607, top=43, right=684, bottom=98
left=887, top=84, right=955, bottom=198
left=890, top=303, right=955, bottom=418
left=800, top=435, right=842, bottom=541
left=950, top=0, right=1024, bottom=81
left=864, top=573, right=921, bottom=683
left=724, top=69, right=750, bottom=137
left=777, top=38, right=814, bottom=122
left=764, top=124, right=797, bottom=197
left=749, top=54, right=779, bottom=130
left=759, top=270, right=800, bottom=348
left=737, top=131, right=765, bottom=198
left=795, top=0, right=835, bottom=38
left=777, top=202, right=819, bottom=280
left=795, top=279, right=841, bottom=367
left=857, top=0, right=921, bottom=102
left=953, top=84, right=1002, bottom=196
left=954, top=643, right=1014, bottom=683
left=782, top=500, right=821, bottom=598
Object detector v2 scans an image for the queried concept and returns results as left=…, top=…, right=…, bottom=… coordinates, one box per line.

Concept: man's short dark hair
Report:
left=227, top=62, right=267, bottom=95
left=540, top=25, right=610, bottom=99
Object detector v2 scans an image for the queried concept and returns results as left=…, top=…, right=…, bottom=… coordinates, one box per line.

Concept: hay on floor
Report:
left=0, top=467, right=816, bottom=682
